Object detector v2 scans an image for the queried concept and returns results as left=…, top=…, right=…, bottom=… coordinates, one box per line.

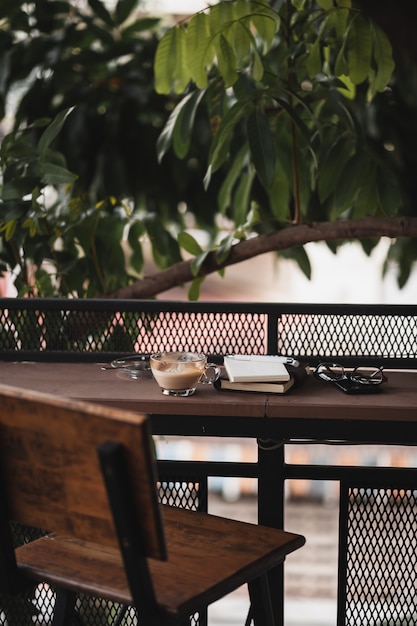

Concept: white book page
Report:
left=224, top=355, right=291, bottom=383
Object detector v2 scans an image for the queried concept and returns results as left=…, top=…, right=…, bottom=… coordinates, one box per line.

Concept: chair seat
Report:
left=16, top=505, right=304, bottom=617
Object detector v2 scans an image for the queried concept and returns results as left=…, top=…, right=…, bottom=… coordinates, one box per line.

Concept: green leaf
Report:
left=233, top=168, right=255, bottom=225
left=191, top=249, right=210, bottom=276
left=306, top=38, right=322, bottom=78
left=178, top=231, right=203, bottom=256
left=188, top=276, right=204, bottom=301
left=233, top=0, right=252, bottom=20
left=4, top=218, right=16, bottom=241
left=359, top=238, right=379, bottom=257
left=128, top=220, right=145, bottom=244
left=247, top=109, right=275, bottom=190
left=218, top=144, right=248, bottom=213
left=87, top=0, right=114, bottom=26
left=272, top=96, right=316, bottom=165
left=317, top=136, right=354, bottom=203
left=186, top=12, right=212, bottom=89
left=333, top=151, right=370, bottom=214
left=38, top=107, right=74, bottom=162
left=252, top=47, right=264, bottom=82
left=251, top=11, right=279, bottom=53
left=115, top=0, right=137, bottom=25
left=281, top=246, right=311, bottom=279
left=370, top=25, right=395, bottom=93
left=336, top=73, right=356, bottom=99
left=172, top=27, right=190, bottom=95
left=154, top=26, right=189, bottom=95
left=242, top=204, right=261, bottom=229
left=207, top=1, right=233, bottom=34
left=205, top=77, right=227, bottom=136
left=217, top=34, right=238, bottom=87
left=156, top=100, right=186, bottom=163
left=121, top=17, right=160, bottom=37
left=34, top=267, right=55, bottom=297
left=173, top=89, right=206, bottom=159
left=269, top=157, right=291, bottom=220
left=208, top=98, right=254, bottom=176
left=145, top=217, right=182, bottom=268
left=316, top=0, right=333, bottom=9
left=1, top=178, right=37, bottom=200
left=334, top=43, right=349, bottom=76
left=352, top=163, right=377, bottom=216
left=127, top=221, right=145, bottom=273
left=41, top=163, right=78, bottom=186
left=87, top=21, right=116, bottom=46
left=346, top=14, right=372, bottom=84
left=228, top=20, right=252, bottom=66
left=22, top=217, right=38, bottom=237
left=203, top=163, right=214, bottom=190
left=215, top=232, right=234, bottom=265
left=157, top=89, right=206, bottom=162
left=326, top=6, right=349, bottom=39
left=386, top=239, right=417, bottom=289
left=376, top=165, right=402, bottom=217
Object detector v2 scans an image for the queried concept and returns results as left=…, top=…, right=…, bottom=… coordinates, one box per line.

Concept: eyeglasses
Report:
left=315, top=362, right=387, bottom=386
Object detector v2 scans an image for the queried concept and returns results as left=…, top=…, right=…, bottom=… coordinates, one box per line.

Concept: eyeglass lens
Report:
left=350, top=366, right=384, bottom=384
left=315, top=363, right=345, bottom=381
left=315, top=363, right=386, bottom=385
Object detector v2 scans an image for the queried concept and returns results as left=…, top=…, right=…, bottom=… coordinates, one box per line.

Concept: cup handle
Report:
left=200, top=363, right=221, bottom=384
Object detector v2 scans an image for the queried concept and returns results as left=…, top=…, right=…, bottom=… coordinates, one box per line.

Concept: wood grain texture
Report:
left=0, top=362, right=416, bottom=422
left=0, top=384, right=165, bottom=560
left=16, top=507, right=304, bottom=615
left=0, top=382, right=305, bottom=618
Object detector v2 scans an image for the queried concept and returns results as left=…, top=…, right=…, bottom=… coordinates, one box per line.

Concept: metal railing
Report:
left=1, top=298, right=416, bottom=368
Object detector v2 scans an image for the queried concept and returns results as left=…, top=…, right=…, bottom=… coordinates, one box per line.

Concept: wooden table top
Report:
left=0, top=361, right=416, bottom=423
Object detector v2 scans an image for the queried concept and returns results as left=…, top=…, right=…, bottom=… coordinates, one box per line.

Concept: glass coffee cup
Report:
left=150, top=352, right=220, bottom=396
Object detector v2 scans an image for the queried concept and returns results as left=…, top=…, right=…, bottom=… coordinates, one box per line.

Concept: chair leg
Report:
left=51, top=589, right=78, bottom=626
left=247, top=574, right=276, bottom=626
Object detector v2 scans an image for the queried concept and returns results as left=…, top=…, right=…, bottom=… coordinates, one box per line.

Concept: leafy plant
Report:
left=155, top=0, right=397, bottom=220
left=0, top=108, right=140, bottom=296
left=153, top=0, right=417, bottom=290
left=0, top=0, right=417, bottom=299
left=0, top=0, right=219, bottom=296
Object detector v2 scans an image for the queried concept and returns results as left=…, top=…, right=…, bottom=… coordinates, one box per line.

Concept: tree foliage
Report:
left=155, top=0, right=399, bottom=222
left=0, top=0, right=221, bottom=296
left=0, top=0, right=416, bottom=299
left=154, top=0, right=417, bottom=293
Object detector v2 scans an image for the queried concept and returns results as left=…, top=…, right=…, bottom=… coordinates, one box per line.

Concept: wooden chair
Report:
left=0, top=383, right=305, bottom=626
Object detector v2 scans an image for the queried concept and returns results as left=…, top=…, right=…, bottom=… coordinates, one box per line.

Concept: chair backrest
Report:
left=0, top=383, right=166, bottom=561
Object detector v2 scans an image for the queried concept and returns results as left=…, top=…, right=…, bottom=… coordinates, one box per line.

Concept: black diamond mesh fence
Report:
left=1, top=474, right=207, bottom=626
left=0, top=300, right=416, bottom=368
left=341, top=486, right=417, bottom=626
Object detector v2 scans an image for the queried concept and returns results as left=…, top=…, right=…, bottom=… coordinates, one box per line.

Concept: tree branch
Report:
left=107, top=217, right=417, bottom=300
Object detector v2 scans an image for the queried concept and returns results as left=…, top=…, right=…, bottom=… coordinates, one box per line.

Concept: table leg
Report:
left=257, top=441, right=286, bottom=625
